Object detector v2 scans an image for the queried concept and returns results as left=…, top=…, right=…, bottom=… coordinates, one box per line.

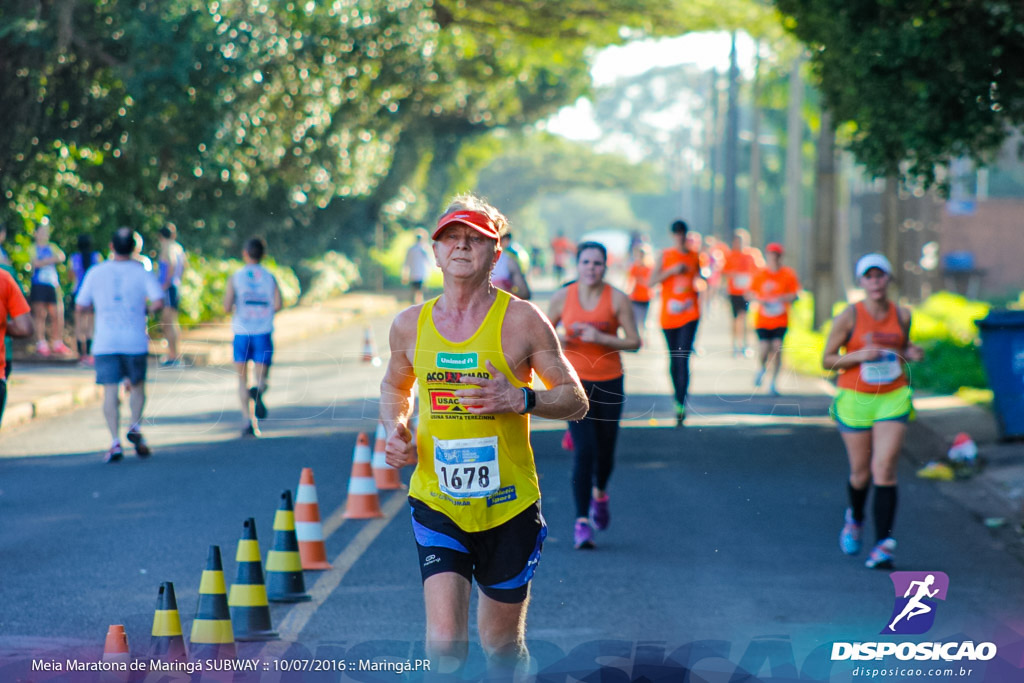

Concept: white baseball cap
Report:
left=855, top=253, right=893, bottom=278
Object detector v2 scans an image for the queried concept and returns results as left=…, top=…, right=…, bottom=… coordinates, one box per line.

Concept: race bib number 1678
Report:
left=433, top=435, right=501, bottom=499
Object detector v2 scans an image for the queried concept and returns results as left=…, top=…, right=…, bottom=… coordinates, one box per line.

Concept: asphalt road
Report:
left=1, top=303, right=1022, bottom=682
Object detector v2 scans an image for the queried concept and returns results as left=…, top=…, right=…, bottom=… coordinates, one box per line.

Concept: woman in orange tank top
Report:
left=822, top=253, right=924, bottom=570
left=548, top=241, right=641, bottom=550
left=625, top=242, right=654, bottom=343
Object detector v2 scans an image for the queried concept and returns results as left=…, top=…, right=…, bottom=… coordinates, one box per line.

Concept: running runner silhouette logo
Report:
left=883, top=571, right=949, bottom=635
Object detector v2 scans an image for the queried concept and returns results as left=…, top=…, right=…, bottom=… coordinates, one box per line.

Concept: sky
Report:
left=543, top=31, right=759, bottom=142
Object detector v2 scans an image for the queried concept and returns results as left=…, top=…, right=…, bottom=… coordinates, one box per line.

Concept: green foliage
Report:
left=298, top=252, right=362, bottom=304
left=1, top=0, right=693, bottom=266
left=774, top=0, right=1024, bottom=186
left=177, top=256, right=299, bottom=328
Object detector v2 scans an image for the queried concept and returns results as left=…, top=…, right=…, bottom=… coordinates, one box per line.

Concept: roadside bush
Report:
left=177, top=256, right=300, bottom=328
left=298, top=251, right=362, bottom=304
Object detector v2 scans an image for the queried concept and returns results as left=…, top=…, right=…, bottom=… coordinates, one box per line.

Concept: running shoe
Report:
left=865, top=538, right=897, bottom=569
left=51, top=340, right=72, bottom=355
left=573, top=520, right=595, bottom=550
left=36, top=340, right=51, bottom=357
left=839, top=508, right=863, bottom=555
left=675, top=404, right=686, bottom=427
left=80, top=355, right=95, bottom=368
left=160, top=358, right=181, bottom=368
left=126, top=428, right=151, bottom=458
left=590, top=494, right=610, bottom=531
left=104, top=443, right=124, bottom=464
left=768, top=383, right=781, bottom=397
left=753, top=368, right=765, bottom=387
left=241, top=422, right=261, bottom=439
left=250, top=386, right=268, bottom=420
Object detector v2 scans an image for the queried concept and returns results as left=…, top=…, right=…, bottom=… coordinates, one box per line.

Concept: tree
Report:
left=774, top=0, right=1024, bottom=186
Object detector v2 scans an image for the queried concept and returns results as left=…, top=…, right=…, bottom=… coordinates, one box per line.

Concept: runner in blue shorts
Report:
left=225, top=238, right=282, bottom=438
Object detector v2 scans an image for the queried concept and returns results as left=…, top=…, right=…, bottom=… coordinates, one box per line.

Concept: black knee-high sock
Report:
left=848, top=483, right=870, bottom=523
left=873, top=485, right=898, bottom=542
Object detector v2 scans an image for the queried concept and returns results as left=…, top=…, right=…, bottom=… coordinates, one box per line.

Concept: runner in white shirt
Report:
left=75, top=227, right=164, bottom=462
left=403, top=228, right=433, bottom=304
left=224, top=237, right=282, bottom=438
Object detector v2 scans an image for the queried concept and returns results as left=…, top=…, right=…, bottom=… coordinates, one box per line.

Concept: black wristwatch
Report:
left=518, top=387, right=537, bottom=415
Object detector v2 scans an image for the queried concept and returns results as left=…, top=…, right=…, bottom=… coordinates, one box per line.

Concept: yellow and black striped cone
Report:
left=148, top=582, right=188, bottom=663
left=227, top=518, right=279, bottom=641
left=265, top=490, right=312, bottom=603
left=189, top=545, right=236, bottom=660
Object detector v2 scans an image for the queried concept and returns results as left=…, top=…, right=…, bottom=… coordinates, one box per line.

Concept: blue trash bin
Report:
left=976, top=310, right=1024, bottom=439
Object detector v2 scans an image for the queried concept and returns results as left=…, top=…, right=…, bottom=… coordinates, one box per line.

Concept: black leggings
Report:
left=0, top=359, right=10, bottom=429
left=568, top=376, right=625, bottom=519
left=663, top=320, right=699, bottom=406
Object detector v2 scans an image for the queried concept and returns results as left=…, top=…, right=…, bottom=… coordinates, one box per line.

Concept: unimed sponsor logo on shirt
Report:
left=436, top=352, right=478, bottom=370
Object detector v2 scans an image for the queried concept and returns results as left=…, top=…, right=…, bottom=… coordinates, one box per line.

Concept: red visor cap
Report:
left=766, top=242, right=784, bottom=254
left=433, top=210, right=501, bottom=241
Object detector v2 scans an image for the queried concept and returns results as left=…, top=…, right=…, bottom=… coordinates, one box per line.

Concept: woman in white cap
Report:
left=822, top=254, right=924, bottom=569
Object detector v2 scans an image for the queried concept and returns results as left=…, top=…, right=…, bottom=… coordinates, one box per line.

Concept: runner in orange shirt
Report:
left=548, top=241, right=640, bottom=549
left=624, top=243, right=654, bottom=343
left=722, top=229, right=764, bottom=357
left=747, top=243, right=800, bottom=396
left=550, top=231, right=575, bottom=284
left=649, top=220, right=703, bottom=426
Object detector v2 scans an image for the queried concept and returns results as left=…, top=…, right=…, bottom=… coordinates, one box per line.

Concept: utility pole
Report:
left=784, top=54, right=805, bottom=276
left=723, top=31, right=740, bottom=240
left=748, top=41, right=763, bottom=247
left=706, top=69, right=720, bottom=231
left=812, top=108, right=837, bottom=329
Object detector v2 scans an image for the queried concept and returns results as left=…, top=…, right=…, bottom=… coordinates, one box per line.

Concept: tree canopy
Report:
left=774, top=0, right=1024, bottom=185
left=0, top=0, right=693, bottom=261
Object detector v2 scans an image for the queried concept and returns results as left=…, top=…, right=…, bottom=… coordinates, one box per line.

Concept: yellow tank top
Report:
left=410, top=289, right=540, bottom=532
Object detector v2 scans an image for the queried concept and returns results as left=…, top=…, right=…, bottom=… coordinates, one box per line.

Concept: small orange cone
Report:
left=102, top=623, right=130, bottom=663
left=101, top=624, right=130, bottom=683
left=344, top=432, right=383, bottom=519
left=361, top=327, right=381, bottom=366
left=294, top=468, right=332, bottom=570
left=372, top=422, right=404, bottom=490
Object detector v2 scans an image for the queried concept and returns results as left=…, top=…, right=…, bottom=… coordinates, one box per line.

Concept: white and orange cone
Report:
left=344, top=433, right=383, bottom=519
left=372, top=422, right=404, bottom=491
left=361, top=327, right=381, bottom=366
left=294, top=468, right=332, bottom=570
left=102, top=624, right=131, bottom=682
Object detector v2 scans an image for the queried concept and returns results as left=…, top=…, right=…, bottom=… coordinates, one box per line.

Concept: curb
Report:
left=1, top=296, right=400, bottom=434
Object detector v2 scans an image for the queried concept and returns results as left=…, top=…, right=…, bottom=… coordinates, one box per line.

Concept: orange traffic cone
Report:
left=190, top=545, right=236, bottom=660
left=344, top=432, right=383, bottom=519
left=266, top=490, right=312, bottom=602
left=372, top=422, right=404, bottom=490
left=361, top=327, right=381, bottom=366
left=101, top=624, right=130, bottom=683
left=227, top=518, right=279, bottom=641
left=103, top=623, right=129, bottom=659
left=294, top=468, right=332, bottom=570
left=148, top=582, right=188, bottom=663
